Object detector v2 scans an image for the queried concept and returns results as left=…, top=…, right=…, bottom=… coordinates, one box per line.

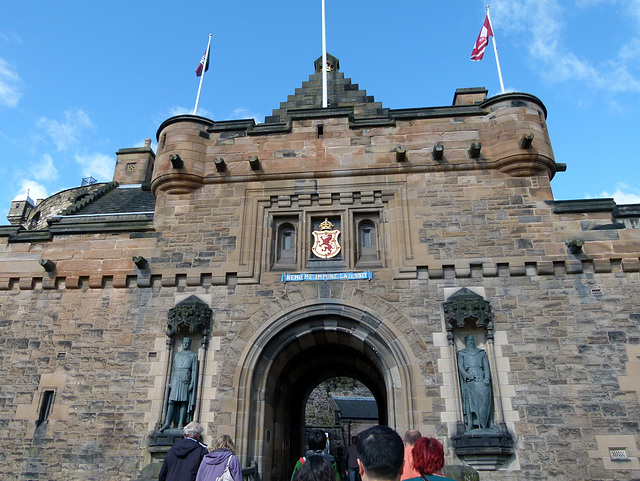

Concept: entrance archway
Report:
left=234, top=300, right=419, bottom=481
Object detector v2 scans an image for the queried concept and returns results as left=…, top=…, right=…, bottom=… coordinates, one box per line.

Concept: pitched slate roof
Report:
left=332, top=396, right=378, bottom=420
left=65, top=185, right=156, bottom=216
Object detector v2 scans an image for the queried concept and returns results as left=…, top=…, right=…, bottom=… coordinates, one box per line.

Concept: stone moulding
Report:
left=443, top=287, right=494, bottom=342
left=166, top=295, right=212, bottom=337
left=1, top=257, right=639, bottom=291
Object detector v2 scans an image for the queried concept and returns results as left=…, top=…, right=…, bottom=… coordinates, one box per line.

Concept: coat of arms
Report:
left=312, top=218, right=341, bottom=259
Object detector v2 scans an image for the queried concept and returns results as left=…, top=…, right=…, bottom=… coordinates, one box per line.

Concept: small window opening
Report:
left=317, top=125, right=324, bottom=138
left=362, top=227, right=372, bottom=247
left=283, top=231, right=292, bottom=251
left=36, top=390, right=55, bottom=427
left=277, top=223, right=296, bottom=263
left=357, top=219, right=378, bottom=262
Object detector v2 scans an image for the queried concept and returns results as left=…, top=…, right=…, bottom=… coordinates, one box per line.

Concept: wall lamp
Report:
left=169, top=154, right=184, bottom=169
left=395, top=147, right=407, bottom=162
left=39, top=259, right=56, bottom=272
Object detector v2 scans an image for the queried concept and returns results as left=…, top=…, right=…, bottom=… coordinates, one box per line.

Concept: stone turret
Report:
left=6, top=192, right=35, bottom=226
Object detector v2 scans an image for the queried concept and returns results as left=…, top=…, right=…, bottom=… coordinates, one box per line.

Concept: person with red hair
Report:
left=405, top=437, right=455, bottom=481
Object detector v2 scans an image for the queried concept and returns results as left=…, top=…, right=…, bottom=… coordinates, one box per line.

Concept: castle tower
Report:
left=6, top=192, right=35, bottom=225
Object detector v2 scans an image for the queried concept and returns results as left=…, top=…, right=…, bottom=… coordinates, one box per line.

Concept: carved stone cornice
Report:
left=443, top=288, right=494, bottom=341
left=166, top=295, right=212, bottom=337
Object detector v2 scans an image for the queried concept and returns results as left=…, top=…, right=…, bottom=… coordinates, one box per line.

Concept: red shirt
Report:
left=401, top=445, right=420, bottom=481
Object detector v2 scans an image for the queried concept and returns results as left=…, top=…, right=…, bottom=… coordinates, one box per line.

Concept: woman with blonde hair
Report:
left=196, top=434, right=243, bottom=481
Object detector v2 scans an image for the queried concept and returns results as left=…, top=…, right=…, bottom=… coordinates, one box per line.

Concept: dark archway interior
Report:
left=251, top=314, right=389, bottom=481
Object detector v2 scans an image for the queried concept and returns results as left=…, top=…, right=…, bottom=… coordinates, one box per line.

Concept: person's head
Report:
left=307, top=429, right=327, bottom=451
left=465, top=335, right=475, bottom=348
left=296, top=455, right=335, bottom=481
left=356, top=425, right=404, bottom=481
left=183, top=337, right=192, bottom=349
left=183, top=421, right=204, bottom=440
left=215, top=434, right=236, bottom=452
left=412, top=437, right=444, bottom=476
left=402, top=430, right=422, bottom=447
left=351, top=436, right=358, bottom=445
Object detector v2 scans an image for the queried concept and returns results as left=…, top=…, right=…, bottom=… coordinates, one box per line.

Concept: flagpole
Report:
left=194, top=34, right=212, bottom=115
left=321, top=0, right=328, bottom=108
left=485, top=6, right=505, bottom=94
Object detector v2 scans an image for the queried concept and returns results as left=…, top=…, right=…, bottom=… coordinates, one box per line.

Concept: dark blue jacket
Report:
left=159, top=437, right=208, bottom=481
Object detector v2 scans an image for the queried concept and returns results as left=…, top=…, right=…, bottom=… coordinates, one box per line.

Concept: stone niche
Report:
left=147, top=295, right=212, bottom=457
left=443, top=288, right=514, bottom=470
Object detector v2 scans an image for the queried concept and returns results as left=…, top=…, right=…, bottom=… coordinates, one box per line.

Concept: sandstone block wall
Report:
left=1, top=91, right=639, bottom=480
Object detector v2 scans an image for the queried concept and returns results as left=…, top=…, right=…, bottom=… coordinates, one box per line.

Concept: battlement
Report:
left=151, top=90, right=557, bottom=196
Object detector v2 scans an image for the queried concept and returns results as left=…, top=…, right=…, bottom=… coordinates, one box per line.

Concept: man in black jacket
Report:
left=159, top=421, right=208, bottom=481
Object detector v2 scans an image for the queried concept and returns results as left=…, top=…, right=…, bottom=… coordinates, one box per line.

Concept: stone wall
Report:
left=1, top=86, right=639, bottom=481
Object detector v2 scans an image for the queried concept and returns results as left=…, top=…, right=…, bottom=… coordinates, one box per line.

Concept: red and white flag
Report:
left=470, top=14, right=493, bottom=61
left=195, top=45, right=210, bottom=77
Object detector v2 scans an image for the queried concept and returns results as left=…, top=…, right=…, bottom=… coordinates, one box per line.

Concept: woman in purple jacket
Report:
left=196, top=435, right=243, bottom=481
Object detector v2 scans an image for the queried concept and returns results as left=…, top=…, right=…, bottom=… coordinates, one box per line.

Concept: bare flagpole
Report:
left=194, top=34, right=212, bottom=115
left=322, top=0, right=328, bottom=108
left=485, top=6, right=505, bottom=94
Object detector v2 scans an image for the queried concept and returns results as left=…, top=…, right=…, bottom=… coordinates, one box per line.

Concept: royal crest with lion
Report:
left=311, top=218, right=341, bottom=259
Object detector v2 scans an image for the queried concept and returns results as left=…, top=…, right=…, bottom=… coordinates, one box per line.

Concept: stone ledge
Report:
left=1, top=257, right=639, bottom=290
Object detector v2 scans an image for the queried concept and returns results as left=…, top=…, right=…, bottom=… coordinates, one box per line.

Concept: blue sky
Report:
left=1, top=1, right=640, bottom=222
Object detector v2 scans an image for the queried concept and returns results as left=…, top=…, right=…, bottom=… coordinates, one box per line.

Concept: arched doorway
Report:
left=234, top=300, right=420, bottom=481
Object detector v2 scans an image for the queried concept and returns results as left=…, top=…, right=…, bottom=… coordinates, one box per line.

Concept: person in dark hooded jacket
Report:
left=159, top=421, right=208, bottom=481
left=196, top=434, right=243, bottom=481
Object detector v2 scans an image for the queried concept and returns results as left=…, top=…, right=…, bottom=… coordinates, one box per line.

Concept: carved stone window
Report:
left=356, top=219, right=378, bottom=262
left=271, top=216, right=299, bottom=269
left=278, top=223, right=296, bottom=262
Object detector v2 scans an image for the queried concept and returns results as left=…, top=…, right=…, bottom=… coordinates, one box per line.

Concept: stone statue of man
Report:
left=160, top=337, right=198, bottom=432
left=457, top=335, right=493, bottom=432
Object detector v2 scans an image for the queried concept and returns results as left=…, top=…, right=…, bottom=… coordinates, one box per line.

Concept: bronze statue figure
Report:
left=457, top=335, right=494, bottom=432
left=160, top=337, right=198, bottom=432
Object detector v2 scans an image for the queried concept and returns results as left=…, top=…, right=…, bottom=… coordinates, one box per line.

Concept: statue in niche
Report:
left=457, top=335, right=494, bottom=433
left=160, top=337, right=198, bottom=432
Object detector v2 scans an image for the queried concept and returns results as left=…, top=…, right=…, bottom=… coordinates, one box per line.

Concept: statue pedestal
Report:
left=148, top=429, right=183, bottom=453
left=453, top=430, right=514, bottom=471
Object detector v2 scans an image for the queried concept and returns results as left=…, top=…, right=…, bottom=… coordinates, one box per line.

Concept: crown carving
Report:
left=319, top=218, right=334, bottom=230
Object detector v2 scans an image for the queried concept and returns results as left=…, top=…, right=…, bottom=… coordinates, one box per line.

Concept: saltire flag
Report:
left=470, top=14, right=493, bottom=61
left=195, top=46, right=210, bottom=77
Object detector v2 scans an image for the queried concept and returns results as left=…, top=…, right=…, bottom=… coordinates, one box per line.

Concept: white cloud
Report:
left=491, top=0, right=640, bottom=93
left=37, top=109, right=94, bottom=151
left=15, top=179, right=49, bottom=203
left=168, top=106, right=193, bottom=117
left=0, top=58, right=23, bottom=108
left=230, top=107, right=262, bottom=123
left=74, top=152, right=114, bottom=182
left=600, top=183, right=640, bottom=204
left=29, top=154, right=59, bottom=182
